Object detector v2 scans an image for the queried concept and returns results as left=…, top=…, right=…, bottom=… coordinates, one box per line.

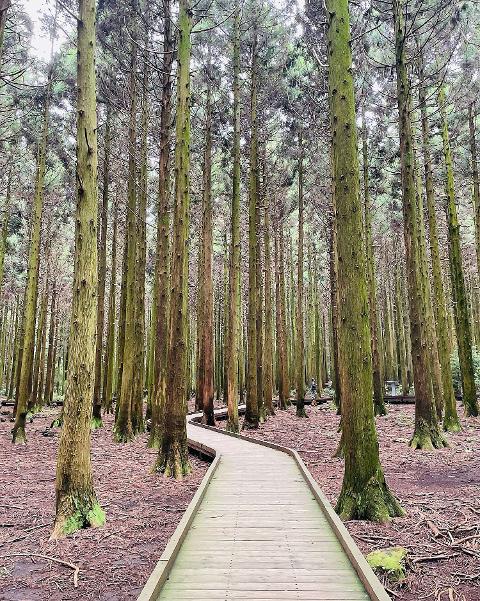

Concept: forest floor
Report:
left=217, top=401, right=480, bottom=601
left=0, top=407, right=209, bottom=601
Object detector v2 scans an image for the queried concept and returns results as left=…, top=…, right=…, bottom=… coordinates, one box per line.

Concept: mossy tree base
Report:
left=11, top=423, right=26, bottom=444
left=374, top=402, right=387, bottom=417
left=409, top=431, right=448, bottom=450
left=154, top=441, right=191, bottom=479
left=443, top=415, right=461, bottom=433
left=409, top=420, right=448, bottom=450
left=113, top=423, right=135, bottom=443
left=336, top=472, right=405, bottom=523
left=51, top=496, right=105, bottom=540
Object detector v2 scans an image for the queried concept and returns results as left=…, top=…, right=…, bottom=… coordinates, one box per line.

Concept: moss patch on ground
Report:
left=366, top=546, right=407, bottom=582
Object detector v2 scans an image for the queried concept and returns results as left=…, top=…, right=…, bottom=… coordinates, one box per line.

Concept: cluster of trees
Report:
left=0, top=0, right=479, bottom=533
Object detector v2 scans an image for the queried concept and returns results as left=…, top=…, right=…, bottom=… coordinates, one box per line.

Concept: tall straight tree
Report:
left=438, top=87, right=479, bottom=418
left=115, top=28, right=139, bottom=442
left=295, top=132, right=306, bottom=418
left=92, top=104, right=111, bottom=429
left=12, top=51, right=53, bottom=443
left=263, top=196, right=274, bottom=416
left=149, top=0, right=173, bottom=449
left=225, top=2, right=241, bottom=433
left=244, top=21, right=259, bottom=429
left=418, top=66, right=459, bottom=431
left=52, top=0, right=104, bottom=538
left=154, top=0, right=192, bottom=477
left=393, top=0, right=446, bottom=449
left=102, top=205, right=117, bottom=413
left=326, top=0, right=403, bottom=521
left=362, top=117, right=385, bottom=416
left=469, top=103, right=480, bottom=278
left=199, top=67, right=215, bottom=426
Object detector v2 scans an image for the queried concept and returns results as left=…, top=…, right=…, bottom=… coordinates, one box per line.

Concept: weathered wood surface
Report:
left=139, top=412, right=391, bottom=601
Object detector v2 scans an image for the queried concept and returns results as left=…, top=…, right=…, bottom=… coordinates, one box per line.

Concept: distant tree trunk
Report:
left=393, top=0, right=445, bottom=449
left=44, top=292, right=56, bottom=408
left=92, top=104, right=111, bottom=429
left=275, top=225, right=289, bottom=408
left=394, top=264, right=409, bottom=395
left=12, top=64, right=52, bottom=443
left=327, top=0, right=403, bottom=521
left=295, top=135, right=306, bottom=418
left=7, top=298, right=19, bottom=400
left=149, top=0, right=173, bottom=449
left=263, top=197, right=274, bottom=416
left=361, top=118, right=385, bottom=416
left=154, top=0, right=192, bottom=478
left=329, top=217, right=341, bottom=412
left=256, top=153, right=265, bottom=422
left=52, top=0, right=104, bottom=538
left=439, top=87, right=479, bottom=417
left=115, top=38, right=138, bottom=443
left=200, top=75, right=215, bottom=427
left=115, top=237, right=127, bottom=401
left=131, top=51, right=149, bottom=436
left=469, top=103, right=480, bottom=279
left=225, top=4, right=241, bottom=432
left=102, top=207, right=117, bottom=413
left=0, top=168, right=11, bottom=292
left=29, top=286, right=48, bottom=411
left=244, top=25, right=259, bottom=430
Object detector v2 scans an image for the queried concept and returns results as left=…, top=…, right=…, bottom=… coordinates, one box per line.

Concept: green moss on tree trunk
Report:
left=327, top=0, right=403, bottom=521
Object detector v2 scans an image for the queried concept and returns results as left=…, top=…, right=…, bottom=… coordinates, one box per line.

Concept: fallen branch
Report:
left=0, top=553, right=79, bottom=587
left=412, top=552, right=460, bottom=564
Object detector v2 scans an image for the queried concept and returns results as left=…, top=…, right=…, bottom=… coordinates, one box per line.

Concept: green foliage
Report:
left=366, top=546, right=407, bottom=582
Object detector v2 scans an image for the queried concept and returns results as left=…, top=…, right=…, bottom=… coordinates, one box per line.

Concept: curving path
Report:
left=138, top=411, right=391, bottom=601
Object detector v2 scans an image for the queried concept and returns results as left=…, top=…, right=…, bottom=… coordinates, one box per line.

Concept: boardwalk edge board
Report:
left=191, top=409, right=391, bottom=601
left=136, top=440, right=220, bottom=601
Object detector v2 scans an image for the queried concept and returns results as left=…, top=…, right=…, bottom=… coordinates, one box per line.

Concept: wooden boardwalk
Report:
left=138, top=413, right=390, bottom=601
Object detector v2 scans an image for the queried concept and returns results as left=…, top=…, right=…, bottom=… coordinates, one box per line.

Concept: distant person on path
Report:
left=310, top=378, right=317, bottom=400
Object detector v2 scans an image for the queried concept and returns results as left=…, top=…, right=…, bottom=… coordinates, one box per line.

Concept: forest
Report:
left=1, top=0, right=480, bottom=600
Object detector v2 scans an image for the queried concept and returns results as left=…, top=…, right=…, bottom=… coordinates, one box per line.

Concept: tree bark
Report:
left=154, top=0, right=192, bottom=477
left=52, top=0, right=104, bottom=538
left=92, top=104, right=111, bottom=429
left=393, top=0, right=445, bottom=450
left=439, top=87, right=478, bottom=417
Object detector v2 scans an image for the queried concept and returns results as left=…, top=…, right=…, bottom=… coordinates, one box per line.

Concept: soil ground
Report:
left=219, top=401, right=480, bottom=601
left=0, top=408, right=209, bottom=601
